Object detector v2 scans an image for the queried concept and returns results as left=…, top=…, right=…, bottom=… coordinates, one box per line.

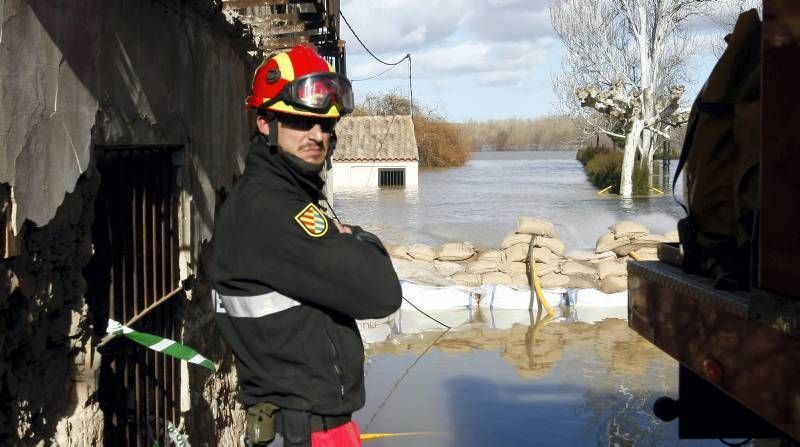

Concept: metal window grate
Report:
left=378, top=168, right=405, bottom=188
left=91, top=148, right=181, bottom=447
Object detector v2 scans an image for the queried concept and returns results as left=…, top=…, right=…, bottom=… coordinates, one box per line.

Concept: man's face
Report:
left=275, top=114, right=336, bottom=167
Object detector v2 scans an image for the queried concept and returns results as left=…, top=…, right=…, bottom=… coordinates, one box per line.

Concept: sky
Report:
left=339, top=0, right=753, bottom=122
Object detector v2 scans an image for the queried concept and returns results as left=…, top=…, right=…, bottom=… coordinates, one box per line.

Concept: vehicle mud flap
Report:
left=280, top=409, right=312, bottom=447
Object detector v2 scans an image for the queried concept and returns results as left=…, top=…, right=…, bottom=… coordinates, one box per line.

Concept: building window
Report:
left=379, top=168, right=405, bottom=188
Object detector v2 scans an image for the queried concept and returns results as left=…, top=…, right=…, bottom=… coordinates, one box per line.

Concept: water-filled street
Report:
left=334, top=152, right=717, bottom=445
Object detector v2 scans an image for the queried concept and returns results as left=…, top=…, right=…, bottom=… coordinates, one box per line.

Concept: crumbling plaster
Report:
left=1, top=0, right=259, bottom=445
left=1, top=0, right=252, bottom=236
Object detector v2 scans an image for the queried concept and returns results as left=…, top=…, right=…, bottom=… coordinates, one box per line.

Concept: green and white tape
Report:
left=107, top=319, right=216, bottom=372
left=167, top=420, right=191, bottom=447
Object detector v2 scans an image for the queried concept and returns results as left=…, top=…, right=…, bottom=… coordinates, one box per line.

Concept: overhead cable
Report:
left=340, top=11, right=409, bottom=66
left=339, top=10, right=414, bottom=116
left=350, top=63, right=404, bottom=82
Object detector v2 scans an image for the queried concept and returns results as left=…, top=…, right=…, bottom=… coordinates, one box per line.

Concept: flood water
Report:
left=332, top=151, right=717, bottom=446
left=331, top=150, right=682, bottom=251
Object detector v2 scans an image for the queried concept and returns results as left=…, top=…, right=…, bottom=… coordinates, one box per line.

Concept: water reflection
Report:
left=357, top=308, right=715, bottom=446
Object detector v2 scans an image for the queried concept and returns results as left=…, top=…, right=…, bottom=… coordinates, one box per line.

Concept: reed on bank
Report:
left=577, top=147, right=649, bottom=195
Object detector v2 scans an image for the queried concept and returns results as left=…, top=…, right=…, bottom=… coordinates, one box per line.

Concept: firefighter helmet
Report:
left=246, top=45, right=354, bottom=119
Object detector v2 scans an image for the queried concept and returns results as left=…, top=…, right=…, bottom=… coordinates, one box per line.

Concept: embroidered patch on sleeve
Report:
left=294, top=203, right=329, bottom=238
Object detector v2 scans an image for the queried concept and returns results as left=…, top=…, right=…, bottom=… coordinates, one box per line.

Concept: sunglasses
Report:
left=279, top=114, right=337, bottom=133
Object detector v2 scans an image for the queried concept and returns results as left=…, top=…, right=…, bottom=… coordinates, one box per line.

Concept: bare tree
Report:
left=551, top=0, right=705, bottom=196
left=707, top=0, right=761, bottom=56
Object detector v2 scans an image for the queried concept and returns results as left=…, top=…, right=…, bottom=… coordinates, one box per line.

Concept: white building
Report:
left=331, top=115, right=419, bottom=189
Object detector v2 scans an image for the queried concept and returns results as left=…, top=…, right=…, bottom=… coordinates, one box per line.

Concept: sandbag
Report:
left=630, top=233, right=670, bottom=244
left=478, top=249, right=507, bottom=263
left=613, top=242, right=659, bottom=256
left=387, top=244, right=414, bottom=261
left=501, top=233, right=532, bottom=249
left=609, top=221, right=649, bottom=239
left=596, top=232, right=632, bottom=253
left=539, top=273, right=570, bottom=288
left=451, top=272, right=482, bottom=287
left=560, top=261, right=598, bottom=279
left=533, top=236, right=566, bottom=256
left=531, top=247, right=556, bottom=263
left=596, top=260, right=628, bottom=279
left=437, top=242, right=475, bottom=261
left=601, top=275, right=628, bottom=293
left=391, top=259, right=451, bottom=286
left=433, top=260, right=465, bottom=277
left=566, top=275, right=599, bottom=289
left=465, top=260, right=499, bottom=274
left=511, top=273, right=530, bottom=288
left=517, top=216, right=555, bottom=237
left=566, top=249, right=616, bottom=262
left=664, top=230, right=680, bottom=243
left=407, top=243, right=437, bottom=261
left=634, top=248, right=659, bottom=261
left=498, top=262, right=527, bottom=274
left=503, top=243, right=530, bottom=262
left=482, top=271, right=513, bottom=286
left=534, top=262, right=558, bottom=276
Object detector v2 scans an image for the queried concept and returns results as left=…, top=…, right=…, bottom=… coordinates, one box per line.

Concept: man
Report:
left=210, top=45, right=402, bottom=447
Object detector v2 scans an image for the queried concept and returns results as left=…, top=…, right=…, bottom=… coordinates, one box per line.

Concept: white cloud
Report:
left=477, top=70, right=526, bottom=87
left=349, top=37, right=555, bottom=81
left=462, top=1, right=553, bottom=41
left=341, top=0, right=469, bottom=54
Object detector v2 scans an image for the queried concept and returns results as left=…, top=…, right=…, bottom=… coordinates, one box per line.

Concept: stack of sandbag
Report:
left=595, top=258, right=629, bottom=293
left=596, top=221, right=673, bottom=261
left=587, top=221, right=680, bottom=292
left=508, top=216, right=571, bottom=289
left=463, top=247, right=528, bottom=288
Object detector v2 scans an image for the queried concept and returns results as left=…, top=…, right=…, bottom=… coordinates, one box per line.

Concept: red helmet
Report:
left=246, top=45, right=354, bottom=119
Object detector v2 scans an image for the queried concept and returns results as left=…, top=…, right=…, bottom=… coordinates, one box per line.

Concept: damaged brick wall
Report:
left=0, top=175, right=102, bottom=445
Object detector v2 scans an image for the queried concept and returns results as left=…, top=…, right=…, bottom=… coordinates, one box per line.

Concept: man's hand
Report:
left=334, top=221, right=353, bottom=235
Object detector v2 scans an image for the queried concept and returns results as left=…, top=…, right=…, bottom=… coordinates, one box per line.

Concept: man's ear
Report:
left=256, top=115, right=271, bottom=135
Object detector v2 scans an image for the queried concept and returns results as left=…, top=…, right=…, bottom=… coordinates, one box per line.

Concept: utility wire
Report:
left=350, top=64, right=403, bottom=82
left=364, top=327, right=451, bottom=432
left=401, top=297, right=452, bottom=329
left=339, top=9, right=414, bottom=116
left=340, top=11, right=409, bottom=66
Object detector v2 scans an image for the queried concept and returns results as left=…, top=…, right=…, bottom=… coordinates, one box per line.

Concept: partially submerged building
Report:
left=331, top=115, right=420, bottom=189
left=0, top=0, right=344, bottom=445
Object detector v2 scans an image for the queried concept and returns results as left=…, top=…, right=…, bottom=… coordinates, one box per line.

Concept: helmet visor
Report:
left=288, top=73, right=354, bottom=115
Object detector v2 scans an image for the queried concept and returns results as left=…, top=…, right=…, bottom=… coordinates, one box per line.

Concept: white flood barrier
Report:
left=395, top=308, right=473, bottom=334
left=399, top=281, right=477, bottom=309
left=478, top=284, right=566, bottom=310
left=396, top=280, right=627, bottom=311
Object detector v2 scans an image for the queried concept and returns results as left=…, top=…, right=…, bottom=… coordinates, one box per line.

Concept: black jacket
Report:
left=209, top=135, right=402, bottom=415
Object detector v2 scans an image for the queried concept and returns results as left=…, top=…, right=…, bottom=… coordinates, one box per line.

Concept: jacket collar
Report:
left=243, top=134, right=326, bottom=201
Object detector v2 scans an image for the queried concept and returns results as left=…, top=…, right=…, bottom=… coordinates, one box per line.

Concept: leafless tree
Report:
left=551, top=0, right=708, bottom=196
left=706, top=0, right=762, bottom=56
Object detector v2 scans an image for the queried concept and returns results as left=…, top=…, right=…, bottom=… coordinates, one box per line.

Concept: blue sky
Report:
left=339, top=0, right=742, bottom=122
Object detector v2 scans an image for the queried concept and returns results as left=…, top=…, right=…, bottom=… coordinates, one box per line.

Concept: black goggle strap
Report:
left=268, top=116, right=279, bottom=147
left=326, top=130, right=337, bottom=171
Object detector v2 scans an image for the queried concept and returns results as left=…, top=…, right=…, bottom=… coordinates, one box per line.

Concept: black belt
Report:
left=310, top=414, right=351, bottom=432
left=276, top=411, right=351, bottom=433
